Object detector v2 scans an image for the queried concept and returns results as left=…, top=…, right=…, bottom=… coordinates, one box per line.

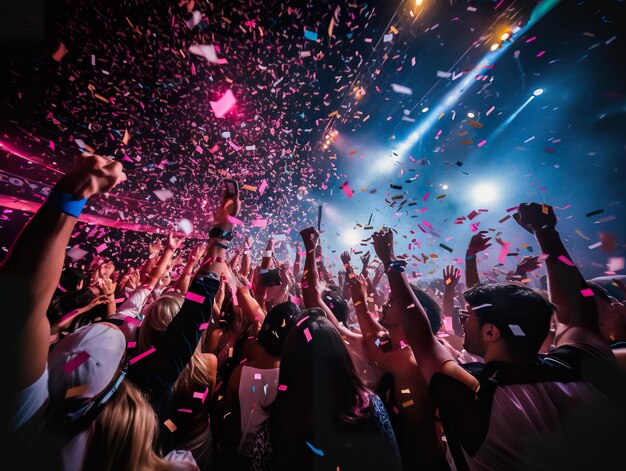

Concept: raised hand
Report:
left=467, top=231, right=492, bottom=256
left=189, top=243, right=206, bottom=264
left=168, top=233, right=183, bottom=250
left=300, top=226, right=320, bottom=251
left=443, top=265, right=461, bottom=289
left=56, top=152, right=126, bottom=200
left=149, top=238, right=163, bottom=256
left=516, top=255, right=542, bottom=273
left=340, top=250, right=352, bottom=266
left=513, top=202, right=557, bottom=234
left=361, top=251, right=371, bottom=275
left=372, top=228, right=395, bottom=264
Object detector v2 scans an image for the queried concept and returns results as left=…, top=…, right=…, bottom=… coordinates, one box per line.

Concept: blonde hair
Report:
left=82, top=381, right=175, bottom=471
left=138, top=294, right=185, bottom=353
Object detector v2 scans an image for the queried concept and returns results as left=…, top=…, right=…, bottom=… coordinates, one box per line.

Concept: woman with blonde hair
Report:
left=138, top=293, right=218, bottom=470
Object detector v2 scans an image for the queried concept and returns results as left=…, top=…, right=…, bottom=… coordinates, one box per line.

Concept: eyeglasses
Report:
left=459, top=309, right=480, bottom=326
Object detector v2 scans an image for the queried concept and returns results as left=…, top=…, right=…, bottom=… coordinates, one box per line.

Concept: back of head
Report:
left=47, top=287, right=96, bottom=325
left=463, top=282, right=555, bottom=361
left=138, top=294, right=184, bottom=352
left=273, top=310, right=368, bottom=426
left=82, top=380, right=162, bottom=471
left=322, top=289, right=350, bottom=325
left=258, top=301, right=301, bottom=357
left=410, top=284, right=443, bottom=334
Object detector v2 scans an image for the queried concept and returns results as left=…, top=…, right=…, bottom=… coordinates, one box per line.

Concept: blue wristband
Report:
left=385, top=260, right=408, bottom=272
left=45, top=189, right=88, bottom=218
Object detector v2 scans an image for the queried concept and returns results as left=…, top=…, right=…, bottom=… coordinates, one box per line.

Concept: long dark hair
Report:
left=269, top=309, right=371, bottom=468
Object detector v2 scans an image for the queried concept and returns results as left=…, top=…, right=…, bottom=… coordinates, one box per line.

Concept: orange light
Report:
left=490, top=43, right=500, bottom=51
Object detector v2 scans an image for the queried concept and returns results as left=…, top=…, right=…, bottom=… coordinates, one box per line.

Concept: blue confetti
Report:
left=304, top=30, right=318, bottom=41
left=305, top=441, right=325, bottom=457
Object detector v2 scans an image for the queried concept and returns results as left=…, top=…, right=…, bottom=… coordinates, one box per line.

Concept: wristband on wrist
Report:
left=385, top=260, right=407, bottom=272
left=44, top=188, right=88, bottom=218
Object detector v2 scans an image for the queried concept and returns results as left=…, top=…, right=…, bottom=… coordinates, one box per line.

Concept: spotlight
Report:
left=467, top=112, right=475, bottom=118
left=342, top=229, right=361, bottom=247
left=421, top=107, right=429, bottom=112
left=472, top=183, right=499, bottom=205
left=325, top=134, right=330, bottom=139
left=490, top=43, right=500, bottom=51
left=533, top=88, right=544, bottom=96
left=501, top=32, right=511, bottom=41
left=442, top=184, right=449, bottom=190
left=416, top=0, right=423, bottom=5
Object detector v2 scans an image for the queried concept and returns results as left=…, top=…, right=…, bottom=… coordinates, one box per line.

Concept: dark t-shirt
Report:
left=429, top=345, right=626, bottom=471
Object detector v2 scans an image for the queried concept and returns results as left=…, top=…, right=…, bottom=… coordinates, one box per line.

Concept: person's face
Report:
left=160, top=271, right=172, bottom=287
left=460, top=305, right=486, bottom=357
left=101, top=261, right=115, bottom=277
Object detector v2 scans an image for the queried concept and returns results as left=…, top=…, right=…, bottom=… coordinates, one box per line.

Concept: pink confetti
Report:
left=127, top=341, right=137, bottom=348
left=124, top=316, right=142, bottom=326
left=557, top=255, right=575, bottom=267
left=64, top=351, right=90, bottom=373
left=526, top=36, right=537, bottom=43
left=296, top=315, right=310, bottom=327
left=341, top=182, right=354, bottom=198
left=129, top=346, right=156, bottom=365
left=185, top=291, right=205, bottom=304
left=303, top=327, right=312, bottom=342
left=210, top=89, right=237, bottom=118
left=536, top=50, right=545, bottom=57
left=199, top=322, right=208, bottom=330
left=580, top=288, right=595, bottom=297
left=258, top=179, right=268, bottom=195
left=423, top=192, right=429, bottom=201
left=226, top=215, right=244, bottom=226
left=477, top=139, right=487, bottom=147
left=498, top=241, right=511, bottom=264
left=278, top=384, right=288, bottom=391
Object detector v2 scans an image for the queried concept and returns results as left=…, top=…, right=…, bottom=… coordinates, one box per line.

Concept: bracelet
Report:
left=385, top=260, right=407, bottom=272
left=44, top=188, right=88, bottom=218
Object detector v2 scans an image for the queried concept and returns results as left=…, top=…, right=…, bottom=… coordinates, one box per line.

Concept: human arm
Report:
left=513, top=203, right=601, bottom=342
left=442, top=264, right=461, bottom=320
left=340, top=251, right=354, bottom=301
left=0, top=153, right=125, bottom=391
left=372, top=228, right=477, bottom=387
left=300, top=227, right=361, bottom=340
left=173, top=243, right=205, bottom=295
left=138, top=238, right=162, bottom=283
left=240, top=235, right=253, bottom=278
left=253, top=238, right=275, bottom=310
left=465, top=231, right=492, bottom=289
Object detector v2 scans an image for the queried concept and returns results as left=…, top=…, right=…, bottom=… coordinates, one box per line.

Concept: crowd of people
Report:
left=1, top=153, right=625, bottom=470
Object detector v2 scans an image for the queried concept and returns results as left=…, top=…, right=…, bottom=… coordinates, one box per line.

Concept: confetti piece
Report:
left=557, top=255, right=575, bottom=267
left=304, top=30, right=318, bottom=41
left=210, top=89, right=237, bottom=118
left=341, top=182, right=354, bottom=198
left=304, top=328, right=312, bottom=342
left=278, top=384, right=288, bottom=391
left=127, top=341, right=136, bottom=348
left=189, top=44, right=228, bottom=64
left=390, top=84, right=413, bottom=95
left=402, top=399, right=414, bottom=408
left=585, top=209, right=604, bottom=217
left=305, top=441, right=325, bottom=456
left=64, top=351, right=90, bottom=373
left=186, top=292, right=205, bottom=304
left=178, top=219, right=193, bottom=235
left=226, top=215, right=244, bottom=226
left=477, top=139, right=487, bottom=147
left=164, top=419, right=177, bottom=432
left=580, top=288, right=595, bottom=297
left=129, top=347, right=156, bottom=365
left=508, top=324, right=526, bottom=336
left=65, top=384, right=89, bottom=399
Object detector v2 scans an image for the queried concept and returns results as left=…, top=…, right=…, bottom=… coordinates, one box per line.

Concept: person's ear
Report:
left=481, top=323, right=501, bottom=343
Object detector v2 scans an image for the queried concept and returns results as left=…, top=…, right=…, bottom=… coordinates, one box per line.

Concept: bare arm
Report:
left=174, top=244, right=205, bottom=295
left=372, top=229, right=477, bottom=387
left=465, top=231, right=492, bottom=289
left=300, top=227, right=361, bottom=340
left=0, top=153, right=125, bottom=391
left=514, top=203, right=600, bottom=339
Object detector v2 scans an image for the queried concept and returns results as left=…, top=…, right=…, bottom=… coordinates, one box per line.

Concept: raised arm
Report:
left=173, top=243, right=205, bottom=295
left=240, top=235, right=253, bottom=278
left=0, top=153, right=125, bottom=393
left=138, top=238, right=162, bottom=283
left=340, top=250, right=354, bottom=301
left=442, top=265, right=461, bottom=327
left=465, top=231, right=492, bottom=289
left=300, top=227, right=360, bottom=340
left=144, top=233, right=182, bottom=289
left=372, top=229, right=476, bottom=387
left=513, top=203, right=601, bottom=341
